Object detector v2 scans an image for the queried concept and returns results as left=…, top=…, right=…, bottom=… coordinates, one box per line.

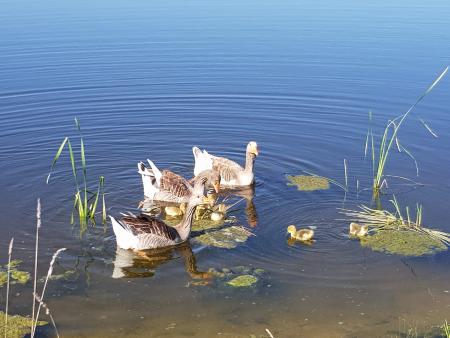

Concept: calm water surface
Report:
left=1, top=0, right=450, bottom=337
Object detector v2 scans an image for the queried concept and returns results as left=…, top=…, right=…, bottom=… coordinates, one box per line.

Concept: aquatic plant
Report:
left=443, top=320, right=450, bottom=338
left=194, top=226, right=254, bottom=249
left=360, top=229, right=446, bottom=256
left=1, top=200, right=65, bottom=338
left=342, top=197, right=450, bottom=256
left=47, top=118, right=106, bottom=231
left=205, top=266, right=267, bottom=290
left=286, top=175, right=330, bottom=191
left=367, top=67, right=448, bottom=196
left=226, top=274, right=258, bottom=288
left=0, top=312, right=47, bottom=338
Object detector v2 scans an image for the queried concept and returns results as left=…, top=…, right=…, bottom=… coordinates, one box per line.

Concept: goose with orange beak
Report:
left=192, top=141, right=259, bottom=187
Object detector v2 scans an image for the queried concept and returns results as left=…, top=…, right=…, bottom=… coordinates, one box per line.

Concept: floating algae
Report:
left=0, top=260, right=30, bottom=287
left=201, top=266, right=267, bottom=290
left=226, top=274, right=258, bottom=287
left=0, top=312, right=47, bottom=338
left=286, top=175, right=330, bottom=191
left=194, top=226, right=251, bottom=249
left=360, top=229, right=447, bottom=256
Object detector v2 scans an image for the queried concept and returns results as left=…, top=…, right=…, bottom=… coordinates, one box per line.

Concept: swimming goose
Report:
left=349, top=222, right=369, bottom=237
left=287, top=225, right=314, bottom=241
left=110, top=178, right=207, bottom=250
left=192, top=141, right=259, bottom=187
left=138, top=159, right=220, bottom=201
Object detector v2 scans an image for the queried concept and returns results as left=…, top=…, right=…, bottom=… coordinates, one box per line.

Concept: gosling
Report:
left=349, top=222, right=369, bottom=237
left=287, top=225, right=314, bottom=241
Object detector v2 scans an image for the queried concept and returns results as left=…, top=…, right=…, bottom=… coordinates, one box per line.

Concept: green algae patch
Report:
left=0, top=312, right=47, bottom=338
left=199, top=266, right=268, bottom=290
left=226, top=274, right=258, bottom=288
left=193, top=218, right=225, bottom=231
left=286, top=175, right=330, bottom=191
left=194, top=226, right=251, bottom=249
left=360, top=229, right=447, bottom=256
left=10, top=270, right=30, bottom=284
left=0, top=260, right=30, bottom=287
left=0, top=272, right=6, bottom=287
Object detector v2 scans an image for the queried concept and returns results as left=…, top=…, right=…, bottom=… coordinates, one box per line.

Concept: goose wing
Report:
left=159, top=170, right=192, bottom=198
left=211, top=157, right=242, bottom=182
left=122, top=215, right=179, bottom=241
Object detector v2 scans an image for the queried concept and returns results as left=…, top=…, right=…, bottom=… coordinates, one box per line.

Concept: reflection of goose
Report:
left=112, top=243, right=209, bottom=280
left=138, top=160, right=220, bottom=201
left=349, top=222, right=369, bottom=237
left=217, top=185, right=258, bottom=227
left=287, top=225, right=314, bottom=241
left=193, top=141, right=259, bottom=187
left=110, top=179, right=206, bottom=250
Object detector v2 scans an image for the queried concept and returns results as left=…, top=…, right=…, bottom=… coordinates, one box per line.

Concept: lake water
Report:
left=1, top=0, right=450, bottom=337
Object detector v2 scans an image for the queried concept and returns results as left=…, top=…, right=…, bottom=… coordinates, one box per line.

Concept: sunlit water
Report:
left=1, top=0, right=450, bottom=337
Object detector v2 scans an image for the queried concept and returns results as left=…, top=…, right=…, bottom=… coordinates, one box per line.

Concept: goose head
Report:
left=286, top=225, right=297, bottom=237
left=247, top=141, right=259, bottom=157
left=197, top=168, right=221, bottom=193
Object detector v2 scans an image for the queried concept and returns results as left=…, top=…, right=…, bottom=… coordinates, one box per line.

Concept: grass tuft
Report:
left=47, top=118, right=106, bottom=231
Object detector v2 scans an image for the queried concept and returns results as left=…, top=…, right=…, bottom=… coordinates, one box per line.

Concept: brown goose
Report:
left=138, top=159, right=220, bottom=202
left=192, top=141, right=259, bottom=186
left=110, top=178, right=207, bottom=250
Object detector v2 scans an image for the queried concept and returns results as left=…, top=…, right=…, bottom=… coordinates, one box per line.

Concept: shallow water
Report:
left=1, top=0, right=450, bottom=337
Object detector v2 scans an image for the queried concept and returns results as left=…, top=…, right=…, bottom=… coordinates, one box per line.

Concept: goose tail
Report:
left=110, top=215, right=138, bottom=250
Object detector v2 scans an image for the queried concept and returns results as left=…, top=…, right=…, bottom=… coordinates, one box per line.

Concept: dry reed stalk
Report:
left=4, top=238, right=14, bottom=338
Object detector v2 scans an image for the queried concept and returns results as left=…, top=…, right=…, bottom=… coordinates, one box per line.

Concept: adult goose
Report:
left=192, top=141, right=259, bottom=187
left=138, top=159, right=220, bottom=202
left=110, top=178, right=207, bottom=250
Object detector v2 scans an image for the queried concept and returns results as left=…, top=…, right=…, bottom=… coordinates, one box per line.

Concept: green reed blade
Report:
left=372, top=67, right=448, bottom=192
left=66, top=139, right=80, bottom=191
left=46, top=137, right=68, bottom=184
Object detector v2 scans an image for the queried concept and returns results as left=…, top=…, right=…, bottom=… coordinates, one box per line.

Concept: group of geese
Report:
left=110, top=141, right=259, bottom=251
left=110, top=140, right=369, bottom=251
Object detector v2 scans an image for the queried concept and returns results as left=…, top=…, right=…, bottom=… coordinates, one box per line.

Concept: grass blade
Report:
left=46, top=137, right=68, bottom=184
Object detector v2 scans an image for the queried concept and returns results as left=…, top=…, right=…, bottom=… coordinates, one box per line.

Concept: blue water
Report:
left=1, top=0, right=450, bottom=336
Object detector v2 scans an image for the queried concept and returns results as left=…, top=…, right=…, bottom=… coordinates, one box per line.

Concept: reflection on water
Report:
left=113, top=243, right=210, bottom=280
left=1, top=0, right=450, bottom=336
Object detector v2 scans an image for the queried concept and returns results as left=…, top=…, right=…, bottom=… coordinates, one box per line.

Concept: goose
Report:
left=138, top=159, right=220, bottom=201
left=192, top=141, right=259, bottom=187
left=349, top=222, right=369, bottom=237
left=287, top=225, right=314, bottom=241
left=110, top=178, right=207, bottom=250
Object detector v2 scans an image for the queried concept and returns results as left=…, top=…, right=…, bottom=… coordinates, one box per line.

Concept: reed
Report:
left=31, top=248, right=66, bottom=338
left=47, top=118, right=106, bottom=232
left=368, top=67, right=448, bottom=196
left=4, top=238, right=14, bottom=338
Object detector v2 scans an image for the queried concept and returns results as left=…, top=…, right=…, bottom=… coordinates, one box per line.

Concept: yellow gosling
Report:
left=210, top=211, right=225, bottom=221
left=349, top=222, right=369, bottom=237
left=287, top=225, right=314, bottom=241
left=165, top=206, right=183, bottom=217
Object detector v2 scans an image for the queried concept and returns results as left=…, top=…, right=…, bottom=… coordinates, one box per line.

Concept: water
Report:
left=1, top=0, right=450, bottom=336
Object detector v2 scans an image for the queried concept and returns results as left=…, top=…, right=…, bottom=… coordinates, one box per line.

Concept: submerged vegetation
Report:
left=206, top=266, right=267, bottom=289
left=443, top=321, right=450, bottom=338
left=2, top=200, right=65, bottom=338
left=0, top=260, right=30, bottom=287
left=47, top=118, right=106, bottom=232
left=286, top=175, right=330, bottom=191
left=360, top=230, right=446, bottom=256
left=194, top=226, right=253, bottom=249
left=343, top=198, right=450, bottom=256
left=0, top=312, right=47, bottom=338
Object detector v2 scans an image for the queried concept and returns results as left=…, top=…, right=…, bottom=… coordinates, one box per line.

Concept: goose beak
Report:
left=253, top=146, right=259, bottom=156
